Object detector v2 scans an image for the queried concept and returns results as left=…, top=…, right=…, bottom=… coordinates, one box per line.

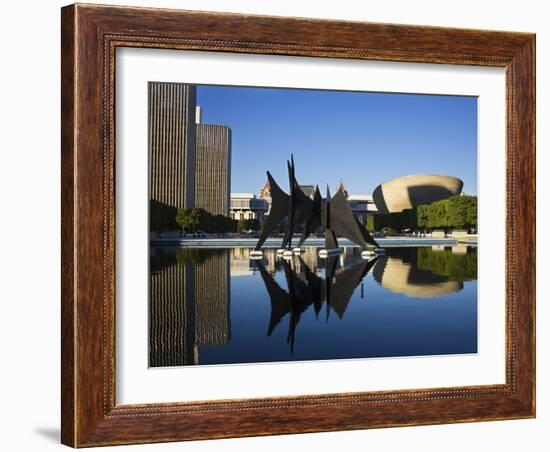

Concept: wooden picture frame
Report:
left=61, top=3, right=535, bottom=447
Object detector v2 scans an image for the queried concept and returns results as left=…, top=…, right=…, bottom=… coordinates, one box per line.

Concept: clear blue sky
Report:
left=197, top=85, right=477, bottom=196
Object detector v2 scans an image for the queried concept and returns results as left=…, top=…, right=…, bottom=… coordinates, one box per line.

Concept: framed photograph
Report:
left=61, top=3, right=535, bottom=447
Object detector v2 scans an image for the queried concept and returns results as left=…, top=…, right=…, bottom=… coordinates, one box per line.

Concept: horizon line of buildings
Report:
left=229, top=182, right=379, bottom=225
left=149, top=82, right=466, bottom=232
left=149, top=81, right=379, bottom=229
left=149, top=82, right=232, bottom=221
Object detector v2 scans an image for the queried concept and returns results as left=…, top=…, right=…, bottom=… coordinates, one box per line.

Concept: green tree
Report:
left=370, top=195, right=477, bottom=234
left=177, top=208, right=237, bottom=234
left=466, top=195, right=478, bottom=232
left=426, top=200, right=450, bottom=230
left=381, top=226, right=397, bottom=236
left=417, top=247, right=477, bottom=280
left=175, top=209, right=192, bottom=232
left=417, top=205, right=429, bottom=230
left=236, top=218, right=247, bottom=233
left=365, top=215, right=375, bottom=232
left=190, top=208, right=204, bottom=232
left=448, top=195, right=469, bottom=230
left=175, top=208, right=202, bottom=232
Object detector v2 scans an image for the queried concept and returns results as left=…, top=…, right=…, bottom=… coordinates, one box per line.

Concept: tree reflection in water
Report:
left=372, top=245, right=477, bottom=298
left=149, top=245, right=477, bottom=367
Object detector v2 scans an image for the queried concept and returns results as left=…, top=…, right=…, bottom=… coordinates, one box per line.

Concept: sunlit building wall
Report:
left=148, top=82, right=197, bottom=210
left=195, top=124, right=232, bottom=216
left=230, top=193, right=269, bottom=223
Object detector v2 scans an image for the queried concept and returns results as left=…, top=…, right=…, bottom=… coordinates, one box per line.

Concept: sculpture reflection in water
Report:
left=149, top=245, right=477, bottom=367
left=254, top=254, right=378, bottom=354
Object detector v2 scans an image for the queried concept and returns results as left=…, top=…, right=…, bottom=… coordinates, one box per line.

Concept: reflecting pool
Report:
left=149, top=245, right=477, bottom=367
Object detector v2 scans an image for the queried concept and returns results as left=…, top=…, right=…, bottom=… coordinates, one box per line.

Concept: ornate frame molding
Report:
left=61, top=4, right=535, bottom=447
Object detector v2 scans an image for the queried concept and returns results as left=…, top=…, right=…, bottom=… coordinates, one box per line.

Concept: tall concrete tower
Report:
left=194, top=124, right=232, bottom=216
left=148, top=82, right=197, bottom=211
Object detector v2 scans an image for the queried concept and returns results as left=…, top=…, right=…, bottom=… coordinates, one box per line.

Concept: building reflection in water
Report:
left=372, top=246, right=477, bottom=298
left=149, top=245, right=477, bottom=367
left=149, top=248, right=230, bottom=367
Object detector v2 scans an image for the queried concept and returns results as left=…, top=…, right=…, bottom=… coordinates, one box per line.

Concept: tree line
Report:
left=382, top=246, right=477, bottom=281
left=175, top=208, right=260, bottom=234
left=151, top=194, right=477, bottom=236
left=416, top=246, right=477, bottom=280
left=365, top=195, right=477, bottom=234
left=149, top=200, right=260, bottom=234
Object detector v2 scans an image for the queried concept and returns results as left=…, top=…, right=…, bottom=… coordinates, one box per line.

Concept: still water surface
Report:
left=149, top=245, right=477, bottom=367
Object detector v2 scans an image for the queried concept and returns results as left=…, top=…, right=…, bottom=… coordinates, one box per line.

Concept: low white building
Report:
left=230, top=193, right=269, bottom=223
left=347, top=194, right=379, bottom=223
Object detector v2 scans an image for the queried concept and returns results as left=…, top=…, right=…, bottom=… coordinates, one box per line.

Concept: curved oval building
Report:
left=372, top=174, right=463, bottom=214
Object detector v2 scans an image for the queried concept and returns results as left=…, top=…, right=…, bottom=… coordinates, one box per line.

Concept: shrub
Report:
left=381, top=226, right=397, bottom=236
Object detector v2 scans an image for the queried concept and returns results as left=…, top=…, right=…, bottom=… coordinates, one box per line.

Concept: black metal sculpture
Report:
left=328, top=188, right=379, bottom=248
left=254, top=171, right=291, bottom=250
left=296, top=186, right=323, bottom=248
left=255, top=155, right=320, bottom=251
left=254, top=155, right=380, bottom=252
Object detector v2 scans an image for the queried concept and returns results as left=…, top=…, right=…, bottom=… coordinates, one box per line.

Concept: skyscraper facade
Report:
left=149, top=251, right=196, bottom=367
left=194, top=251, right=231, bottom=348
left=148, top=82, right=197, bottom=211
left=194, top=124, right=232, bottom=216
left=149, top=250, right=231, bottom=367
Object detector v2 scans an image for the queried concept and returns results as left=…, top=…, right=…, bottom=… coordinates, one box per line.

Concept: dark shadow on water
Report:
left=34, top=427, right=60, bottom=443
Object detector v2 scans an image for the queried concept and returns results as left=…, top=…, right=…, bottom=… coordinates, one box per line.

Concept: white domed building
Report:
left=372, top=174, right=463, bottom=214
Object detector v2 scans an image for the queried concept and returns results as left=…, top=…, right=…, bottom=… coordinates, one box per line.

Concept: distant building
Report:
left=259, top=178, right=377, bottom=226
left=230, top=248, right=256, bottom=276
left=259, top=180, right=271, bottom=199
left=336, top=180, right=349, bottom=199
left=148, top=82, right=233, bottom=232
left=299, top=185, right=316, bottom=198
left=194, top=123, right=232, bottom=216
left=148, top=82, right=197, bottom=210
left=336, top=181, right=377, bottom=223
left=372, top=174, right=463, bottom=214
left=347, top=195, right=379, bottom=223
left=372, top=255, right=462, bottom=298
left=230, top=193, right=268, bottom=223
left=258, top=180, right=272, bottom=214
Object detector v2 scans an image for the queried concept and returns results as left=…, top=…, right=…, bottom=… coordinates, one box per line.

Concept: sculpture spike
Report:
left=330, top=189, right=379, bottom=249
left=254, top=171, right=290, bottom=250
left=323, top=185, right=339, bottom=250
left=253, top=158, right=382, bottom=253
